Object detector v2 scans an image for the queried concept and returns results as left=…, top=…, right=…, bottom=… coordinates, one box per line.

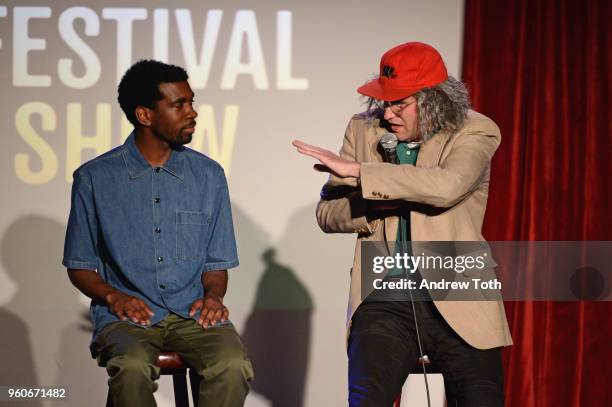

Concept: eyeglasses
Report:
left=375, top=98, right=416, bottom=114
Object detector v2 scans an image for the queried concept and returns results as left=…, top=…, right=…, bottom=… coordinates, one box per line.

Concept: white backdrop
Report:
left=0, top=1, right=465, bottom=405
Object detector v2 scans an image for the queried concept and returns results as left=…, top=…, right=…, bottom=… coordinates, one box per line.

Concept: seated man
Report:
left=62, top=59, right=253, bottom=407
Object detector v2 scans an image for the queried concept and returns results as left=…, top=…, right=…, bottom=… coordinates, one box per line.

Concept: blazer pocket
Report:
left=176, top=210, right=210, bottom=261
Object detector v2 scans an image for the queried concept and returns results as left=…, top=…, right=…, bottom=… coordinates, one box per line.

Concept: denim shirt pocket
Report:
left=176, top=210, right=210, bottom=261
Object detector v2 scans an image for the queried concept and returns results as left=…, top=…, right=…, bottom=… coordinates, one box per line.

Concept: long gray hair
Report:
left=364, top=76, right=471, bottom=140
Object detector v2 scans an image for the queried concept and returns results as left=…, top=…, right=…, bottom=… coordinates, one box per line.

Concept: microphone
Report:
left=379, top=132, right=399, bottom=164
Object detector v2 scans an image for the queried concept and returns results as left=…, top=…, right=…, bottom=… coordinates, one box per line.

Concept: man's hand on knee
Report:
left=106, top=291, right=154, bottom=326
left=189, top=295, right=229, bottom=329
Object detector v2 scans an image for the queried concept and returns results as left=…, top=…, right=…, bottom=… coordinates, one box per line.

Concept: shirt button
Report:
left=154, top=227, right=161, bottom=234
left=155, top=167, right=161, bottom=173
left=154, top=197, right=160, bottom=203
left=159, top=284, right=166, bottom=289
left=157, top=256, right=163, bottom=262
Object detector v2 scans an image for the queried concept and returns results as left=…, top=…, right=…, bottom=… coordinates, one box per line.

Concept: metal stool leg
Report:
left=189, top=369, right=201, bottom=406
left=173, top=372, right=190, bottom=407
left=106, top=388, right=113, bottom=407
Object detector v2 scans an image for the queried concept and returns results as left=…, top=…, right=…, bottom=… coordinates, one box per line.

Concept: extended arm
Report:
left=296, top=115, right=501, bottom=210
left=311, top=118, right=374, bottom=234
left=300, top=118, right=396, bottom=234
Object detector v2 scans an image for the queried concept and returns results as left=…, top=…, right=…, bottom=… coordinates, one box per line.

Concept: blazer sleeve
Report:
left=316, top=117, right=379, bottom=234
left=359, top=116, right=501, bottom=208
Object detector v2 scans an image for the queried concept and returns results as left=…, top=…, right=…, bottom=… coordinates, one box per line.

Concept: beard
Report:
left=176, top=129, right=194, bottom=145
left=156, top=128, right=193, bottom=149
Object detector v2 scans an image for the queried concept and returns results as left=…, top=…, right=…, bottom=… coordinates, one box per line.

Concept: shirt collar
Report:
left=122, top=131, right=185, bottom=181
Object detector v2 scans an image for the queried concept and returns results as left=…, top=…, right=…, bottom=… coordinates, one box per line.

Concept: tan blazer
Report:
left=316, top=110, right=513, bottom=349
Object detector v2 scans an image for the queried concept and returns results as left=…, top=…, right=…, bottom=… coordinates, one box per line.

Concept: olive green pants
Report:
left=92, top=314, right=254, bottom=407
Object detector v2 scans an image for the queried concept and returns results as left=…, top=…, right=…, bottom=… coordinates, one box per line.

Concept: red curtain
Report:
left=462, top=0, right=611, bottom=405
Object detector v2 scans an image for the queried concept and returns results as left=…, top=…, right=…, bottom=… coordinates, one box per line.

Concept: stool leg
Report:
left=173, top=373, right=190, bottom=407
left=189, top=369, right=201, bottom=406
left=106, top=388, right=113, bottom=407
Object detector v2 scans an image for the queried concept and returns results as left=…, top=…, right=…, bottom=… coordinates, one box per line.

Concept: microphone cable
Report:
left=399, top=217, right=432, bottom=407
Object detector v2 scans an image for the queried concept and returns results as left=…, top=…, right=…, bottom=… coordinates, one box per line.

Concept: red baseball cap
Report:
left=357, top=42, right=448, bottom=101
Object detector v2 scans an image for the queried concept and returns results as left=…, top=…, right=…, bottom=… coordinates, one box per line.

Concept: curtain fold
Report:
left=462, top=0, right=611, bottom=405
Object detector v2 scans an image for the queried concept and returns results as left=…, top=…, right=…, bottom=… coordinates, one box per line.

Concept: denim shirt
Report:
left=62, top=132, right=239, bottom=345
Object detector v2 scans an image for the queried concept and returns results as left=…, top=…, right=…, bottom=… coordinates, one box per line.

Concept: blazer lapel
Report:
left=364, top=123, right=398, bottom=243
left=367, top=125, right=386, bottom=163
left=417, top=130, right=452, bottom=167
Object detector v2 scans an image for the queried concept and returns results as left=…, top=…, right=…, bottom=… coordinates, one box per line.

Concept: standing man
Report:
left=293, top=42, right=512, bottom=406
left=63, top=60, right=253, bottom=407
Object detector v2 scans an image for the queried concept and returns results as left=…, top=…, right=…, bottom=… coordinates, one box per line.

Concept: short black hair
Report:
left=117, top=59, right=189, bottom=127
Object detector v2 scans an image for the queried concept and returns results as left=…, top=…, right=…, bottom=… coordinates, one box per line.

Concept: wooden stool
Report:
left=106, top=351, right=201, bottom=407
